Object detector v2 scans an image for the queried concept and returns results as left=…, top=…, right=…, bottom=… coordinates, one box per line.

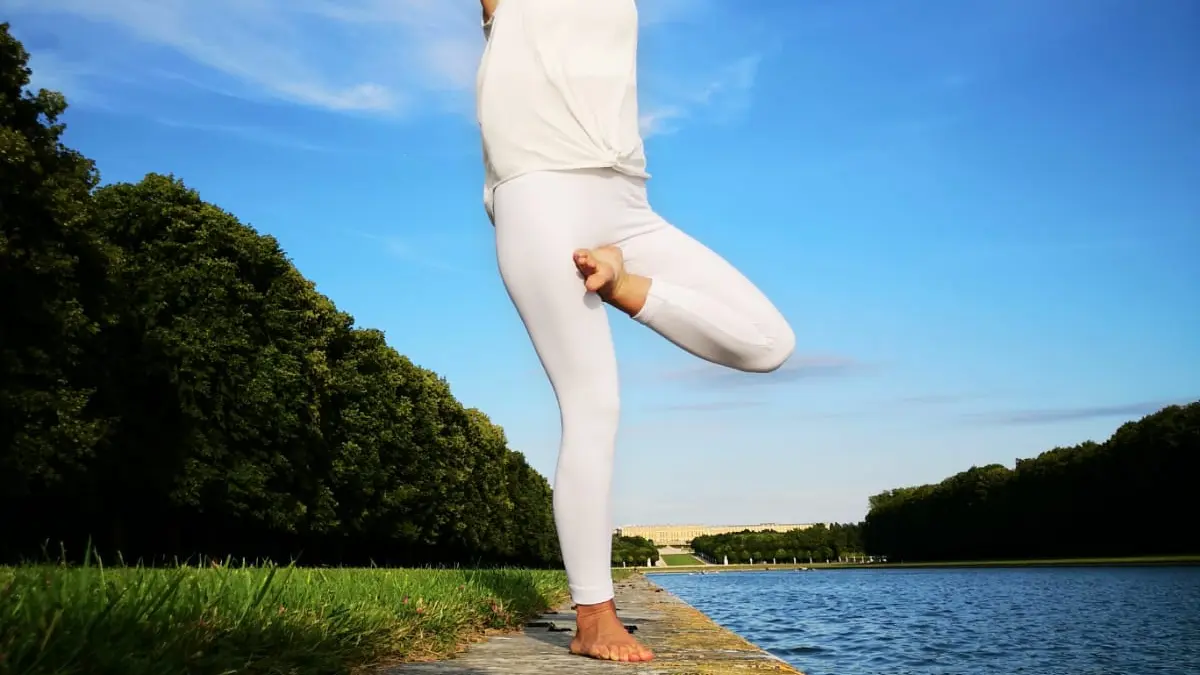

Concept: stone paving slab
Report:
left=384, top=573, right=803, bottom=675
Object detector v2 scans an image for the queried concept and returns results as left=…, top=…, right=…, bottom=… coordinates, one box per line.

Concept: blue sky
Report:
left=7, top=0, right=1198, bottom=526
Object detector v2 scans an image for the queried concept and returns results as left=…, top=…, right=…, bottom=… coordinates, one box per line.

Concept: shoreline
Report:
left=635, top=554, right=1200, bottom=575
left=387, top=572, right=803, bottom=674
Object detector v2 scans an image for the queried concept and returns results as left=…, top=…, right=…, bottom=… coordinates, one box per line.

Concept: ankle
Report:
left=601, top=273, right=650, bottom=316
left=575, top=599, right=615, bottom=617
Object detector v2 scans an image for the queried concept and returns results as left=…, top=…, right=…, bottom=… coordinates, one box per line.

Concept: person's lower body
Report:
left=492, top=168, right=795, bottom=661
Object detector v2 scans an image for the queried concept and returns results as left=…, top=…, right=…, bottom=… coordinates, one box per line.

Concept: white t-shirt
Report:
left=476, top=0, right=649, bottom=221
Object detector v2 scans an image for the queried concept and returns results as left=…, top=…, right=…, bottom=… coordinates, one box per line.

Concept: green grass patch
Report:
left=611, top=568, right=636, bottom=581
left=661, top=554, right=704, bottom=566
left=0, top=561, right=569, bottom=675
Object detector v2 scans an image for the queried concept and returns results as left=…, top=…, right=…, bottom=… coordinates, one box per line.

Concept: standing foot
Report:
left=572, top=246, right=651, bottom=316
left=569, top=599, right=655, bottom=662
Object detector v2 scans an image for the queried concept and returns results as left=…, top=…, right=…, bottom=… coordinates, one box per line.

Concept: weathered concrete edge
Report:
left=632, top=572, right=806, bottom=675
left=383, top=572, right=805, bottom=674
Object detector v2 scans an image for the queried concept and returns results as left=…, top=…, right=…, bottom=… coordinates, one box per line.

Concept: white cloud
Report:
left=10, top=0, right=760, bottom=131
left=638, top=105, right=684, bottom=138
left=640, top=55, right=761, bottom=138
left=9, top=0, right=423, bottom=112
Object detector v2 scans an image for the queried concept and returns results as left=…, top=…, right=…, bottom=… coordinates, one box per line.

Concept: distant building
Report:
left=616, top=522, right=818, bottom=546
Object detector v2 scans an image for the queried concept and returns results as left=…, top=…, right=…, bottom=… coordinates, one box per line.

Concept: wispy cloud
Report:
left=966, top=399, right=1193, bottom=426
left=661, top=355, right=869, bottom=388
left=20, top=40, right=88, bottom=96
left=10, top=0, right=762, bottom=135
left=9, top=0, right=436, bottom=112
left=640, top=55, right=761, bottom=138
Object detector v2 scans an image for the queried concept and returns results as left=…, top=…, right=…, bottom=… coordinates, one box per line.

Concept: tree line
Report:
left=690, top=523, right=864, bottom=564
left=863, top=402, right=1199, bottom=561
left=0, top=24, right=560, bottom=567
left=611, top=535, right=659, bottom=566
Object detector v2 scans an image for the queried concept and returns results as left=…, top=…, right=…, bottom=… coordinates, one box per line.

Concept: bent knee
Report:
left=743, top=320, right=796, bottom=373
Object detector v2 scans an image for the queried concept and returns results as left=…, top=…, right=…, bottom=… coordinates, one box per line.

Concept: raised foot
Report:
left=569, top=600, right=655, bottom=662
left=572, top=246, right=626, bottom=298
left=572, top=245, right=651, bottom=316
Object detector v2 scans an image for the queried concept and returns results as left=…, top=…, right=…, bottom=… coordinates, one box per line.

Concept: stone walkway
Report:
left=385, top=573, right=803, bottom=675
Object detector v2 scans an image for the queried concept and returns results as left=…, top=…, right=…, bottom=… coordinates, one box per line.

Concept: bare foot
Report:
left=569, top=600, right=655, bottom=662
left=572, top=246, right=625, bottom=296
left=572, top=246, right=650, bottom=315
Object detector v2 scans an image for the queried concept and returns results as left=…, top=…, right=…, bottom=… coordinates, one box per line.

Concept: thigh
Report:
left=620, top=218, right=786, bottom=326
left=493, top=172, right=619, bottom=402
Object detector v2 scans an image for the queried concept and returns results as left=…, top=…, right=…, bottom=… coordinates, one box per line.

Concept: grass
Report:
left=0, top=558, right=569, bottom=675
left=661, top=554, right=704, bottom=566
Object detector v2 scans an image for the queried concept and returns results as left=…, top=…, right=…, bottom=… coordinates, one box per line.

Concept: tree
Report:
left=611, top=535, right=659, bottom=566
left=690, top=524, right=865, bottom=564
left=862, top=402, right=1200, bottom=561
left=0, top=23, right=564, bottom=568
left=0, top=22, right=111, bottom=506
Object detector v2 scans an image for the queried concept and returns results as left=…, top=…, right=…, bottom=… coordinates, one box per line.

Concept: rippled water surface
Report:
left=650, top=566, right=1200, bottom=675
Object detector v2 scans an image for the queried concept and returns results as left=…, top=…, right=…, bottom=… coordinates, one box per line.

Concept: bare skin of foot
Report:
left=570, top=599, right=655, bottom=662
left=572, top=246, right=651, bottom=316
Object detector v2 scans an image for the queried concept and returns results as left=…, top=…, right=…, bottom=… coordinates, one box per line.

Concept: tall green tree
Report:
left=81, top=175, right=342, bottom=554
left=862, top=402, right=1200, bottom=561
left=0, top=23, right=563, bottom=568
left=0, top=22, right=111, bottom=505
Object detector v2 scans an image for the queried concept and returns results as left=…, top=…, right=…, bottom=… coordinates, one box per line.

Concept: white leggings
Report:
left=493, top=168, right=795, bottom=604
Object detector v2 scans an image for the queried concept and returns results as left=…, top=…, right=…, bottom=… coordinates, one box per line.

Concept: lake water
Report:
left=649, top=566, right=1200, bottom=675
